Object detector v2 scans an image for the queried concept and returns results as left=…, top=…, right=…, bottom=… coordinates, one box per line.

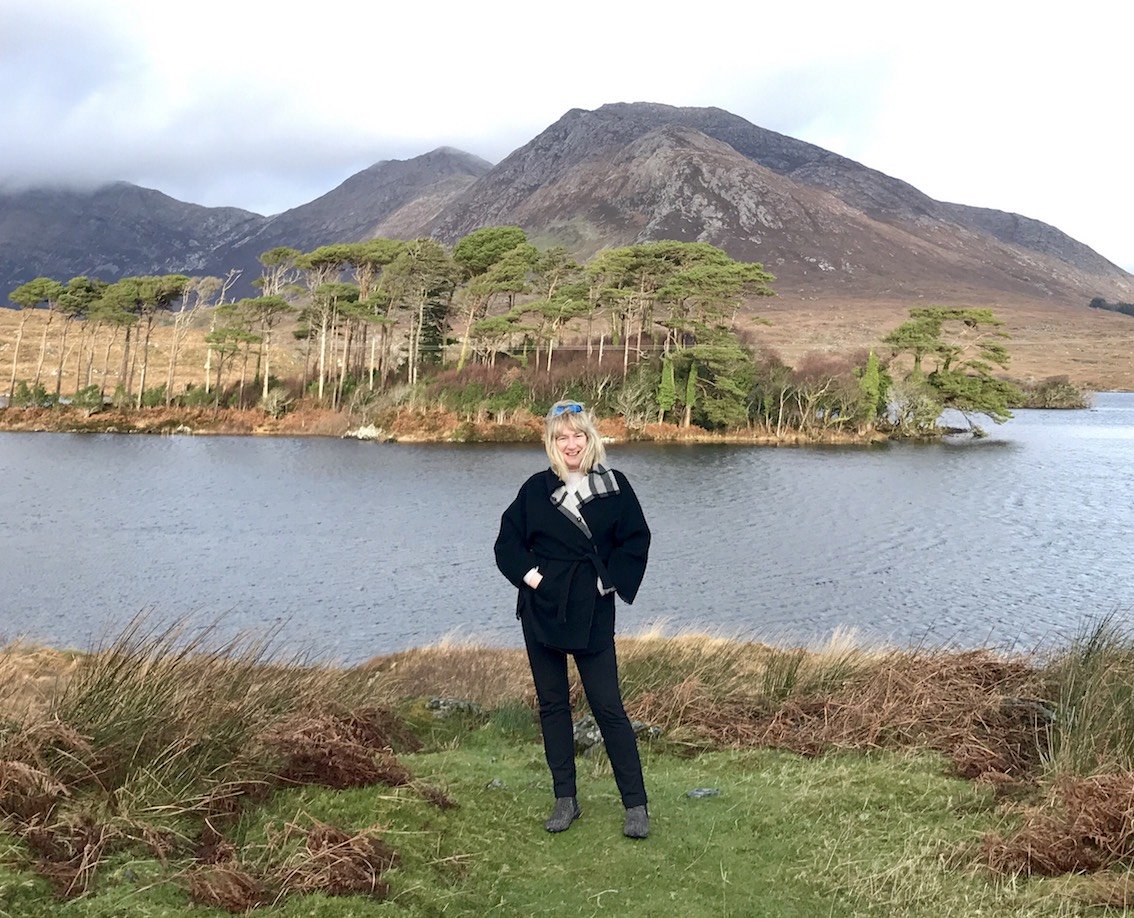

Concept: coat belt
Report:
left=543, top=551, right=613, bottom=624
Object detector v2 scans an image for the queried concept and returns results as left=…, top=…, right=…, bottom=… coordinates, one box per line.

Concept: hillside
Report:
left=426, top=102, right=1132, bottom=304
left=2, top=102, right=1132, bottom=386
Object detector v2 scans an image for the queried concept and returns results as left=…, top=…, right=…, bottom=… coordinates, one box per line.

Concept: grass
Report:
left=3, top=617, right=1134, bottom=914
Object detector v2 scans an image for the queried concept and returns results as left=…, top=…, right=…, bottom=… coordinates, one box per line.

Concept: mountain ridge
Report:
left=0, top=102, right=1129, bottom=306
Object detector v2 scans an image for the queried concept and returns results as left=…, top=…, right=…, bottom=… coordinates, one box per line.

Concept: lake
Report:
left=2, top=394, right=1132, bottom=662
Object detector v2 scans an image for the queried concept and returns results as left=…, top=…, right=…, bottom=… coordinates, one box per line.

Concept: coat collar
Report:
left=548, top=464, right=619, bottom=538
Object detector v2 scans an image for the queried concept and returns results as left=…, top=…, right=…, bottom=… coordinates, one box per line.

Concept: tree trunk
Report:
left=317, top=313, right=329, bottom=402
left=262, top=325, right=273, bottom=401
left=238, top=343, right=249, bottom=408
left=33, top=311, right=54, bottom=390
left=335, top=321, right=350, bottom=410
left=84, top=324, right=98, bottom=389
left=118, top=325, right=132, bottom=399
left=72, top=322, right=86, bottom=395
left=100, top=327, right=118, bottom=401
left=204, top=313, right=215, bottom=394
left=622, top=315, right=631, bottom=378
left=6, top=312, right=30, bottom=404
left=53, top=318, right=72, bottom=398
left=135, top=315, right=154, bottom=408
left=301, top=327, right=312, bottom=393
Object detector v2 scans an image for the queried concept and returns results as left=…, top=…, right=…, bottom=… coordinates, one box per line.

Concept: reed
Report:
left=1040, top=614, right=1134, bottom=776
left=0, top=618, right=430, bottom=898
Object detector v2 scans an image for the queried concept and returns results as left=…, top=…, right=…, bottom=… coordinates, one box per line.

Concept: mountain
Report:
left=0, top=183, right=260, bottom=295
left=425, top=102, right=1131, bottom=302
left=0, top=104, right=1129, bottom=307
left=0, top=148, right=491, bottom=296
left=225, top=147, right=491, bottom=259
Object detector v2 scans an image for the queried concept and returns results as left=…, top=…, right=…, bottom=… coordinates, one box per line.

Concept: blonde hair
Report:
left=544, top=401, right=606, bottom=481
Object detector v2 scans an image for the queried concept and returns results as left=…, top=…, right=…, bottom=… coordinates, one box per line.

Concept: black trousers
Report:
left=523, top=620, right=647, bottom=809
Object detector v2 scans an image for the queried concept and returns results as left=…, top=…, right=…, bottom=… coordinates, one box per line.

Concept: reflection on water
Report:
left=2, top=394, right=1133, bottom=661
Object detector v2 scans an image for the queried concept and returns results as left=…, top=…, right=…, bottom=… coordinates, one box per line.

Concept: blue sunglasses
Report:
left=550, top=402, right=584, bottom=416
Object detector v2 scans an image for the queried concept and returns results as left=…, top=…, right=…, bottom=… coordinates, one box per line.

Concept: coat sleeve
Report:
left=494, top=484, right=540, bottom=590
left=605, top=471, right=651, bottom=604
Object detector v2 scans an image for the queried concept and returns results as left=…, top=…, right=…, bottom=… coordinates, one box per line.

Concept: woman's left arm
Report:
left=605, top=471, right=651, bottom=604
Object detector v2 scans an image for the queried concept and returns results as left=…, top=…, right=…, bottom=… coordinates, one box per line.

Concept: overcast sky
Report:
left=2, top=0, right=1130, bottom=270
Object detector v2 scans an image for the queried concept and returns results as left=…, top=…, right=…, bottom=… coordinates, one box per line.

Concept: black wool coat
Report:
left=494, top=465, right=650, bottom=652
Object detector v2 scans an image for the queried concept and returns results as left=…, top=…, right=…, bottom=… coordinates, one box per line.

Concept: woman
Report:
left=494, top=400, right=652, bottom=839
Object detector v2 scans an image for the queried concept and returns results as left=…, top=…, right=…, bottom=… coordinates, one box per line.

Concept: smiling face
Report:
left=554, top=424, right=588, bottom=472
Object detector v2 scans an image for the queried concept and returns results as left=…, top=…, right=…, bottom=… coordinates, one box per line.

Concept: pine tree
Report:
left=682, top=362, right=698, bottom=428
left=657, top=358, right=676, bottom=422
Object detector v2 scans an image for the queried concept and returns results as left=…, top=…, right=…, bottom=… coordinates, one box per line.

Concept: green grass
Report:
left=3, top=722, right=1124, bottom=917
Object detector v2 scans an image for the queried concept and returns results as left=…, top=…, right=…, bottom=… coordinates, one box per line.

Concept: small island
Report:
left=1, top=234, right=1090, bottom=443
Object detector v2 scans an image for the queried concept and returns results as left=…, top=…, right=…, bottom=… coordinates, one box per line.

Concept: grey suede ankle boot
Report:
left=623, top=804, right=649, bottom=838
left=545, top=796, right=581, bottom=832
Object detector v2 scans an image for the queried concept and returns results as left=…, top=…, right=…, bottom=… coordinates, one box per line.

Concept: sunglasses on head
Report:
left=551, top=402, right=584, bottom=416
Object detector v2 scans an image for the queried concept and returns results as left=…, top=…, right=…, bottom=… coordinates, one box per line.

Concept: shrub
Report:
left=10, top=381, right=53, bottom=408
left=141, top=384, right=166, bottom=408
left=182, top=384, right=215, bottom=408
left=261, top=387, right=294, bottom=419
left=70, top=385, right=103, bottom=411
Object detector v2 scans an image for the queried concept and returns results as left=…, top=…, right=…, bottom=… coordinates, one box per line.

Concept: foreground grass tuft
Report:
left=3, top=617, right=1134, bottom=913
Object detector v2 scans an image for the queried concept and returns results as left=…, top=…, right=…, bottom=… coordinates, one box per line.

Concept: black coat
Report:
left=494, top=465, right=651, bottom=652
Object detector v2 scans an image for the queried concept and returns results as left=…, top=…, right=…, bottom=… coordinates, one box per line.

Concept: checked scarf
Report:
left=550, top=463, right=620, bottom=538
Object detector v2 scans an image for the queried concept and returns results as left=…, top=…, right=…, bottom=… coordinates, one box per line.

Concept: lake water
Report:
left=2, top=394, right=1133, bottom=662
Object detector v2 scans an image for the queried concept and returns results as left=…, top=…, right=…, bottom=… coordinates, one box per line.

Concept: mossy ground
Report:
left=1, top=710, right=1122, bottom=917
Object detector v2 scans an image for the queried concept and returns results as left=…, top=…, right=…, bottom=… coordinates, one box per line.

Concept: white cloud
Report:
left=1, top=0, right=1130, bottom=267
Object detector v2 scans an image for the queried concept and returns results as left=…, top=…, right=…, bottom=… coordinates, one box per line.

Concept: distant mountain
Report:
left=426, top=102, right=1131, bottom=302
left=1, top=103, right=1129, bottom=306
left=224, top=146, right=491, bottom=262
left=0, top=182, right=260, bottom=294
left=0, top=148, right=491, bottom=296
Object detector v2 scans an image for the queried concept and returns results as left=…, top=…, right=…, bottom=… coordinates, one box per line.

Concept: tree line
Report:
left=1088, top=297, right=1134, bottom=318
left=3, top=229, right=1022, bottom=436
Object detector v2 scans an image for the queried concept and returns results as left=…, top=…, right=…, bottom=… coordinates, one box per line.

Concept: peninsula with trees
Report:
left=0, top=232, right=1068, bottom=441
left=1, top=102, right=1129, bottom=434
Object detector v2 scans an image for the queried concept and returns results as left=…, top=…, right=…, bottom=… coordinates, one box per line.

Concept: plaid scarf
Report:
left=550, top=464, right=620, bottom=538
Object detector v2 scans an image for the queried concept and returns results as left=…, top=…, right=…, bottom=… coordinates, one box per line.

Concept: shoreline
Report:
left=0, top=404, right=898, bottom=446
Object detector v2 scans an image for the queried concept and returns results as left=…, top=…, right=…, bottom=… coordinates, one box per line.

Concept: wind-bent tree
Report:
left=884, top=306, right=1021, bottom=433
left=247, top=295, right=294, bottom=400
left=337, top=240, right=403, bottom=388
left=255, top=247, right=300, bottom=298
left=138, top=275, right=191, bottom=407
left=56, top=276, right=106, bottom=397
left=12, top=278, right=67, bottom=392
left=307, top=282, right=358, bottom=402
left=169, top=275, right=219, bottom=406
left=452, top=227, right=529, bottom=370
left=382, top=239, right=457, bottom=385
left=7, top=278, right=62, bottom=402
left=213, top=299, right=264, bottom=407
left=655, top=254, right=775, bottom=352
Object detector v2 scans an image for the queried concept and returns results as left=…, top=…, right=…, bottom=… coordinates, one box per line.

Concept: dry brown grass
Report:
left=186, top=816, right=401, bottom=913
left=263, top=708, right=420, bottom=792
left=362, top=641, right=534, bottom=707
left=757, top=294, right=1134, bottom=392
left=0, top=625, right=436, bottom=900
left=364, top=630, right=1045, bottom=779
left=188, top=863, right=272, bottom=913
left=273, top=818, right=398, bottom=899
left=984, top=773, right=1134, bottom=875
left=0, top=643, right=81, bottom=718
